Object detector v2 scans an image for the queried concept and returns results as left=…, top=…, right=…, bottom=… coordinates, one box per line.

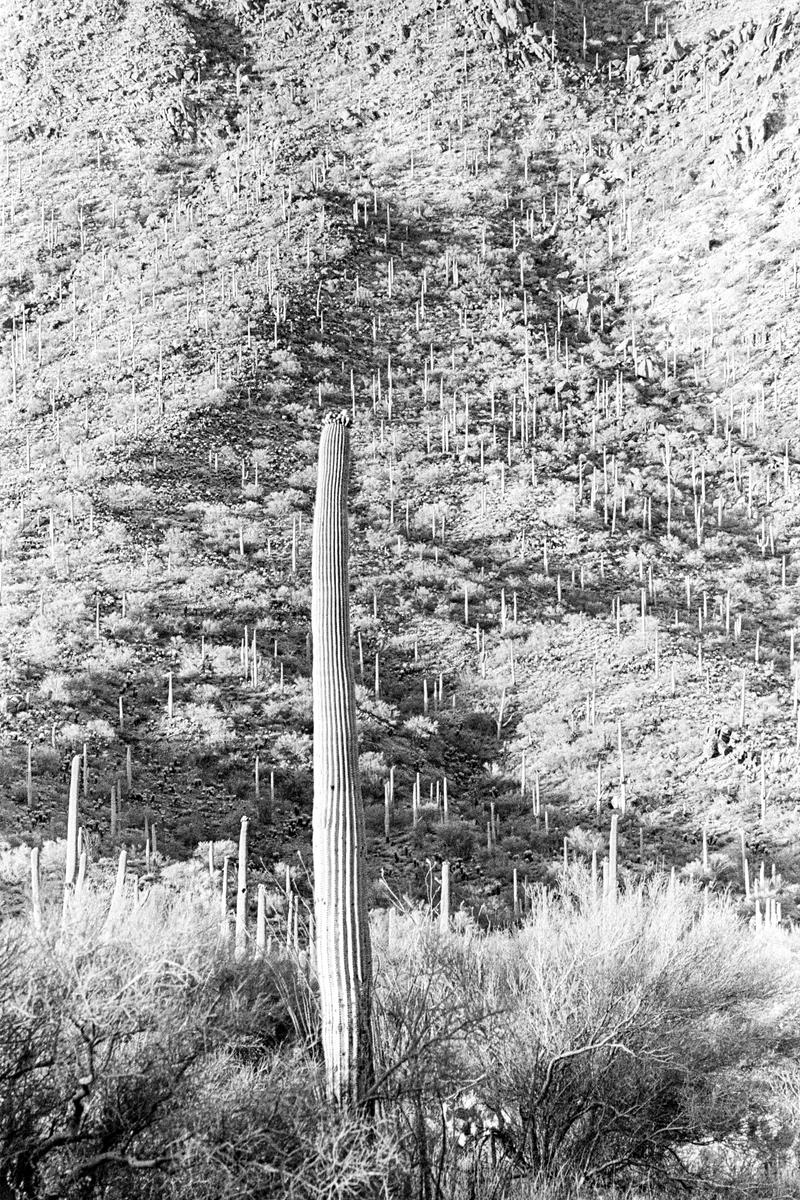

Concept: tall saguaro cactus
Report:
left=312, top=410, right=374, bottom=1108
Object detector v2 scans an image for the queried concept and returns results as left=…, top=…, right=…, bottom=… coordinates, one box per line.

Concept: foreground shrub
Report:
left=0, top=868, right=798, bottom=1198
left=0, top=885, right=382, bottom=1199
left=372, top=871, right=800, bottom=1196
left=164, top=1052, right=398, bottom=1200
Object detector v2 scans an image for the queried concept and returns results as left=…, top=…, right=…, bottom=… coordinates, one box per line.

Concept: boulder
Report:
left=666, top=35, right=686, bottom=61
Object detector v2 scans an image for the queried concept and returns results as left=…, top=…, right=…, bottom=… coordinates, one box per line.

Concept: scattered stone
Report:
left=583, top=175, right=609, bottom=206
left=703, top=725, right=749, bottom=762
left=666, top=35, right=686, bottom=62
left=574, top=291, right=597, bottom=323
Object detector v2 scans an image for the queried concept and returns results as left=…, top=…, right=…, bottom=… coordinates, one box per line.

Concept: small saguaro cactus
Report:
left=439, top=861, right=450, bottom=933
left=235, top=816, right=248, bottom=958
left=311, top=410, right=374, bottom=1109
left=65, top=754, right=81, bottom=892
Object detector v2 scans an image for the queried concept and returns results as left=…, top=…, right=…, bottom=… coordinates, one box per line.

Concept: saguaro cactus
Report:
left=312, top=410, right=374, bottom=1108
left=235, top=815, right=248, bottom=958
left=65, top=754, right=81, bottom=891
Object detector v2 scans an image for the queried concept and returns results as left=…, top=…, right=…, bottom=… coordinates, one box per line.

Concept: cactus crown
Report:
left=323, top=410, right=352, bottom=427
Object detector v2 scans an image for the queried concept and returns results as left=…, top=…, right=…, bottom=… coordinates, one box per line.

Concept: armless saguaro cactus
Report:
left=312, top=410, right=374, bottom=1109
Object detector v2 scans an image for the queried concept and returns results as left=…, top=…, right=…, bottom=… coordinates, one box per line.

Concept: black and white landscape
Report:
left=1, top=0, right=799, bottom=1195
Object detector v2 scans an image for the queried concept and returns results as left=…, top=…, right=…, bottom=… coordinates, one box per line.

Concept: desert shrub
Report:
left=163, top=702, right=236, bottom=750
left=359, top=751, right=389, bottom=800
left=364, top=801, right=388, bottom=835
left=164, top=1052, right=399, bottom=1200
left=37, top=672, right=71, bottom=702
left=106, top=482, right=154, bottom=511
left=0, top=884, right=332, bottom=1200
left=372, top=870, right=800, bottom=1195
left=434, top=819, right=475, bottom=861
left=263, top=487, right=308, bottom=519
left=1, top=868, right=798, bottom=1200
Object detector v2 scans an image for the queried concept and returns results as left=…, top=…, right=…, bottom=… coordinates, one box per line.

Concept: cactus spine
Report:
left=311, top=411, right=373, bottom=1108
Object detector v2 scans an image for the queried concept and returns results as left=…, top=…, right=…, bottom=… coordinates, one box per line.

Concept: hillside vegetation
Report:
left=0, top=0, right=799, bottom=914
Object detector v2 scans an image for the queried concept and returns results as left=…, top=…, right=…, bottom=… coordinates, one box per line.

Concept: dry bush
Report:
left=371, top=871, right=800, bottom=1197
left=1, top=869, right=799, bottom=1199
left=0, top=883, right=354, bottom=1200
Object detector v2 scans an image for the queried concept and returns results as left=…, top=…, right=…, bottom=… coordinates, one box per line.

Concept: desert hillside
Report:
left=2, top=0, right=800, bottom=915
